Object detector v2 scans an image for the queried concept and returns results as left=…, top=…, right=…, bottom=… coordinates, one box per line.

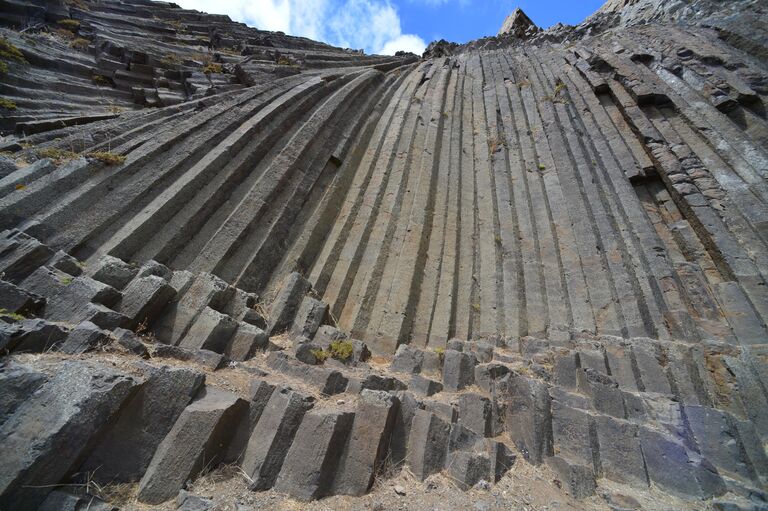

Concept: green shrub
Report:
left=0, top=38, right=27, bottom=64
left=0, top=37, right=27, bottom=75
left=0, top=97, right=16, bottom=110
left=37, top=147, right=78, bottom=164
left=160, top=52, right=181, bottom=66
left=54, top=28, right=76, bottom=40
left=202, top=62, right=223, bottom=74
left=0, top=308, right=25, bottom=321
left=328, top=340, right=354, bottom=361
left=92, top=73, right=111, bottom=86
left=311, top=348, right=328, bottom=364
left=57, top=19, right=81, bottom=30
left=71, top=38, right=89, bottom=50
left=86, top=151, right=126, bottom=165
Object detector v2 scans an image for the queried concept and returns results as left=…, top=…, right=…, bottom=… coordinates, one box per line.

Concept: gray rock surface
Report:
left=0, top=361, right=140, bottom=509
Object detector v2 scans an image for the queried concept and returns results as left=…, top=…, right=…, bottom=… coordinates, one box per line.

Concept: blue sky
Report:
left=174, top=0, right=606, bottom=55
left=397, top=0, right=605, bottom=45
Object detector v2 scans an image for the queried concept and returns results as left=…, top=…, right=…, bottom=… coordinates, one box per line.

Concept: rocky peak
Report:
left=497, top=7, right=540, bottom=38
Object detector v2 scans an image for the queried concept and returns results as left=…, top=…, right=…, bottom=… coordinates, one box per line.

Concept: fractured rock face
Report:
left=498, top=8, right=540, bottom=38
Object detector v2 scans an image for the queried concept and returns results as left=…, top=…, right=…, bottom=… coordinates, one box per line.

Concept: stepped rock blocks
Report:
left=89, top=255, right=138, bottom=290
left=274, top=410, right=355, bottom=501
left=241, top=387, right=314, bottom=490
left=406, top=410, right=452, bottom=480
left=504, top=376, right=553, bottom=464
left=442, top=349, right=477, bottom=391
left=268, top=272, right=311, bottom=335
left=225, top=322, right=269, bottom=361
left=547, top=400, right=598, bottom=499
left=179, top=306, right=238, bottom=352
left=137, top=387, right=248, bottom=504
left=332, top=390, right=399, bottom=496
left=117, top=275, right=176, bottom=328
left=224, top=380, right=276, bottom=464
left=0, top=280, right=43, bottom=315
left=59, top=320, right=111, bottom=354
left=291, top=295, right=328, bottom=340
left=0, top=318, right=67, bottom=353
left=81, top=364, right=205, bottom=484
left=153, top=273, right=232, bottom=345
left=457, top=393, right=496, bottom=437
left=0, top=361, right=140, bottom=510
left=446, top=451, right=492, bottom=490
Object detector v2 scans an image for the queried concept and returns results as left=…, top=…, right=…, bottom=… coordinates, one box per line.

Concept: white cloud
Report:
left=174, top=0, right=426, bottom=55
left=379, top=34, right=427, bottom=55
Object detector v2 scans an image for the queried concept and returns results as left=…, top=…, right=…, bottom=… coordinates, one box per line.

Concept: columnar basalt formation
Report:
left=1, top=0, right=767, bottom=509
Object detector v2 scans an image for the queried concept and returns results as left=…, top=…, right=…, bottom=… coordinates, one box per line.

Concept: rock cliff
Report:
left=1, top=1, right=767, bottom=509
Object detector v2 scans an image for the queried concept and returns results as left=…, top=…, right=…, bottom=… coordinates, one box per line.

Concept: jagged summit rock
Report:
left=423, top=39, right=460, bottom=58
left=498, top=7, right=540, bottom=37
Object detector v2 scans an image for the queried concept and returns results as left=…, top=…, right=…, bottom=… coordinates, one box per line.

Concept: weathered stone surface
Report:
left=639, top=426, right=724, bottom=499
left=0, top=361, right=140, bottom=509
left=0, top=361, right=47, bottom=425
left=118, top=276, right=176, bottom=328
left=391, top=344, right=425, bottom=374
left=48, top=251, right=82, bottom=277
left=291, top=296, right=328, bottom=339
left=152, top=344, right=224, bottom=370
left=486, top=439, right=516, bottom=482
left=137, top=386, right=247, bottom=504
left=498, top=7, right=540, bottom=38
left=179, top=306, right=238, bottom=353
left=406, top=410, right=451, bottom=480
left=267, top=352, right=348, bottom=395
left=268, top=272, right=311, bottom=335
left=390, top=391, right=421, bottom=466
left=176, top=490, right=213, bottom=511
left=546, top=456, right=597, bottom=499
left=424, top=399, right=458, bottom=423
left=411, top=374, right=444, bottom=396
left=475, top=363, right=512, bottom=393
left=59, top=321, right=111, bottom=354
left=472, top=341, right=495, bottom=363
left=1, top=318, right=67, bottom=353
left=313, top=325, right=348, bottom=347
left=90, top=255, right=138, bottom=290
left=37, top=490, right=114, bottom=511
left=442, top=349, right=476, bottom=391
left=153, top=273, right=231, bottom=345
left=241, top=386, right=313, bottom=490
left=333, top=390, right=399, bottom=496
left=447, top=423, right=483, bottom=454
left=446, top=451, right=492, bottom=490
left=0, top=0, right=767, bottom=506
left=82, top=364, right=205, bottom=483
left=224, top=380, right=276, bottom=463
left=275, top=410, right=355, bottom=500
left=113, top=327, right=148, bottom=357
left=0, top=280, right=44, bottom=314
left=458, top=393, right=494, bottom=437
left=594, top=415, right=648, bottom=486
left=225, top=322, right=268, bottom=361
left=505, top=376, right=553, bottom=464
